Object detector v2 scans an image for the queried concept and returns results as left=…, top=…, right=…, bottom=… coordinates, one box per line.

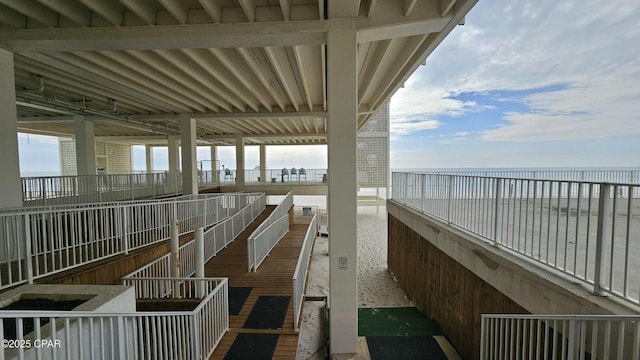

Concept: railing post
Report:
left=493, top=178, right=503, bottom=246
left=171, top=202, right=180, bottom=297
left=195, top=228, right=205, bottom=297
left=24, top=214, right=34, bottom=284
left=117, top=316, right=127, bottom=359
left=130, top=174, right=134, bottom=200
left=594, top=183, right=612, bottom=295
left=421, top=174, right=426, bottom=212
left=41, top=177, right=47, bottom=205
left=122, top=207, right=129, bottom=255
left=447, top=175, right=454, bottom=224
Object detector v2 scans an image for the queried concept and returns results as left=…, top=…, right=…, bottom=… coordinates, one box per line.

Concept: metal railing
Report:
left=423, top=168, right=640, bottom=184
left=292, top=214, right=319, bottom=332
left=0, top=277, right=228, bottom=360
left=480, top=314, right=640, bottom=360
left=391, top=172, right=640, bottom=306
left=122, top=195, right=266, bottom=284
left=21, top=171, right=225, bottom=206
left=243, top=168, right=328, bottom=183
left=0, top=193, right=262, bottom=291
left=247, top=192, right=294, bottom=271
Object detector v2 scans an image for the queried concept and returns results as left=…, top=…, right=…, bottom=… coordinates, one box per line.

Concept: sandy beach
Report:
left=295, top=205, right=411, bottom=359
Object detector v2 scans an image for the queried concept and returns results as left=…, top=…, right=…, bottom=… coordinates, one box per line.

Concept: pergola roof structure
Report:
left=0, top=0, right=475, bottom=146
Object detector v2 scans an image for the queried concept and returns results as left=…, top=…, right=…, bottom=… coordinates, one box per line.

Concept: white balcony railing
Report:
left=247, top=191, right=294, bottom=272
left=0, top=277, right=228, bottom=360
left=480, top=314, right=640, bottom=360
left=122, top=194, right=266, bottom=287
left=21, top=171, right=224, bottom=206
left=0, top=193, right=263, bottom=291
left=391, top=172, right=640, bottom=306
left=292, top=213, right=319, bottom=332
left=243, top=168, right=328, bottom=183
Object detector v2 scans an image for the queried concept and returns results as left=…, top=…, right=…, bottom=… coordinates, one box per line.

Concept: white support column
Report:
left=195, top=227, right=205, bottom=297
left=210, top=145, right=219, bottom=184
left=0, top=49, right=22, bottom=208
left=74, top=115, right=96, bottom=175
left=167, top=135, right=180, bottom=193
left=180, top=116, right=198, bottom=195
left=327, top=27, right=358, bottom=355
left=235, top=135, right=245, bottom=186
left=259, top=145, right=267, bottom=182
left=145, top=145, right=154, bottom=172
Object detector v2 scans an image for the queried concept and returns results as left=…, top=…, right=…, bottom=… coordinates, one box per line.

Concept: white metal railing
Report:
left=292, top=214, right=319, bottom=332
left=391, top=172, right=640, bottom=306
left=0, top=278, right=228, bottom=360
left=247, top=191, right=294, bottom=271
left=0, top=193, right=262, bottom=291
left=122, top=195, right=266, bottom=284
left=244, top=168, right=328, bottom=183
left=423, top=168, right=640, bottom=184
left=21, top=171, right=224, bottom=206
left=480, top=314, right=640, bottom=360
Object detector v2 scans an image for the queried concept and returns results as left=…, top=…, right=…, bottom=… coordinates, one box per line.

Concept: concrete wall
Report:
left=387, top=200, right=637, bottom=359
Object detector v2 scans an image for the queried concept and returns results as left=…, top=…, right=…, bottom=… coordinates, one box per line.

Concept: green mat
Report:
left=325, top=307, right=445, bottom=337
left=357, top=307, right=444, bottom=337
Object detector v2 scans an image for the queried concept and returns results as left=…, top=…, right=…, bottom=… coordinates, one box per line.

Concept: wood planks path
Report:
left=207, top=206, right=309, bottom=360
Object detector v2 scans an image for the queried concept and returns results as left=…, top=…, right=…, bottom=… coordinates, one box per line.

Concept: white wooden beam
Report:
left=440, top=0, right=457, bottom=16
left=404, top=0, right=418, bottom=17
left=197, top=0, right=221, bottom=23
left=78, top=0, right=123, bottom=25
left=38, top=0, right=91, bottom=27
left=357, top=15, right=452, bottom=43
left=279, top=0, right=290, bottom=21
left=19, top=52, right=180, bottom=112
left=264, top=47, right=300, bottom=112
left=119, top=0, right=156, bottom=25
left=292, top=46, right=314, bottom=112
left=0, top=0, right=58, bottom=27
left=0, top=21, right=327, bottom=52
left=237, top=47, right=288, bottom=112
left=0, top=5, right=27, bottom=29
left=366, top=0, right=378, bottom=18
left=237, top=0, right=256, bottom=22
left=158, top=0, right=189, bottom=24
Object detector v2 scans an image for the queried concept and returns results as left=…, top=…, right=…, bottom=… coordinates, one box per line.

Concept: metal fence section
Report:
left=244, top=168, right=328, bottom=183
left=0, top=193, right=262, bottom=291
left=122, top=195, right=266, bottom=283
left=0, top=278, right=228, bottom=360
left=480, top=314, right=640, bottom=360
left=423, top=168, right=640, bottom=184
left=247, top=192, right=294, bottom=271
left=293, top=214, right=319, bottom=332
left=391, top=172, right=640, bottom=306
left=21, top=171, right=225, bottom=206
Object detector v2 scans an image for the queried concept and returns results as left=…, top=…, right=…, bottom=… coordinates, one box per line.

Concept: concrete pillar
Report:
left=327, top=28, right=358, bottom=355
left=0, top=49, right=22, bottom=208
left=259, top=145, right=266, bottom=183
left=145, top=145, right=154, bottom=172
left=180, top=116, right=198, bottom=195
left=74, top=116, right=96, bottom=176
left=235, top=135, right=245, bottom=186
left=167, top=135, right=179, bottom=193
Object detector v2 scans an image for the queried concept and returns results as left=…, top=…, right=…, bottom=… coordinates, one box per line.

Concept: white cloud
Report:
left=390, top=0, right=640, bottom=147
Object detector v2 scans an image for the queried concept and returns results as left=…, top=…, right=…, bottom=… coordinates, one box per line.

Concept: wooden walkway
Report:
left=207, top=208, right=309, bottom=360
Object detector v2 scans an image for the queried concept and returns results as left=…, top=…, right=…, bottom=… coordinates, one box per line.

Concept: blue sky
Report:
left=390, top=0, right=640, bottom=168
left=18, top=0, right=640, bottom=174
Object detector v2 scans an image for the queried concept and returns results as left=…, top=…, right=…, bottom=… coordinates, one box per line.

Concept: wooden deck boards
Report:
left=207, top=215, right=308, bottom=360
